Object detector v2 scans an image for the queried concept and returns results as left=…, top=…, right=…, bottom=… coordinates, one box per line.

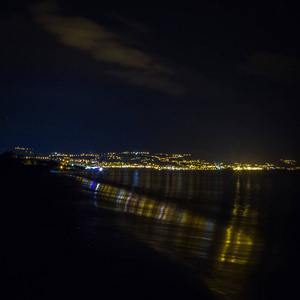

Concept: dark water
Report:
left=72, top=169, right=299, bottom=299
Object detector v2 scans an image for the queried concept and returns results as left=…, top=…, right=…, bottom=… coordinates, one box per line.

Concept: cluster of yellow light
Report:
left=80, top=153, right=97, bottom=157
left=281, top=159, right=296, bottom=165
left=35, top=156, right=49, bottom=160
left=15, top=146, right=33, bottom=151
left=233, top=166, right=263, bottom=171
left=100, top=163, right=187, bottom=170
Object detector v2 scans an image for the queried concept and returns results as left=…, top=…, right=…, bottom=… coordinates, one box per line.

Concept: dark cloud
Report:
left=246, top=51, right=300, bottom=82
left=104, top=69, right=184, bottom=98
left=31, top=0, right=184, bottom=97
left=107, top=12, right=150, bottom=35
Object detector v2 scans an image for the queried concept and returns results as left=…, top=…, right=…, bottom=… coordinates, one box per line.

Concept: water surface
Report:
left=72, top=170, right=299, bottom=299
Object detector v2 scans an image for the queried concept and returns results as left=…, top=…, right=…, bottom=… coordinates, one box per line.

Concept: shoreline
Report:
left=1, top=163, right=214, bottom=299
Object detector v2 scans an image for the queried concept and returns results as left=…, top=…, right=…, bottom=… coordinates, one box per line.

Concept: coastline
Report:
left=0, top=162, right=214, bottom=299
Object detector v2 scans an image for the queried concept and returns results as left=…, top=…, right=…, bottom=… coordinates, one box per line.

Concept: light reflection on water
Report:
left=72, top=170, right=297, bottom=299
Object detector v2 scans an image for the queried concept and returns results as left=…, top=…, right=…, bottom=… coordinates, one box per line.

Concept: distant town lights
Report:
left=14, top=148, right=298, bottom=171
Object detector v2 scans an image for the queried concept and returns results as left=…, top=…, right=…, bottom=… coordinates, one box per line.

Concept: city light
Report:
left=14, top=148, right=299, bottom=171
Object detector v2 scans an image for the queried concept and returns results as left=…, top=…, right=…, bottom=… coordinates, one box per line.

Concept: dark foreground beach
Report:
left=0, top=159, right=214, bottom=299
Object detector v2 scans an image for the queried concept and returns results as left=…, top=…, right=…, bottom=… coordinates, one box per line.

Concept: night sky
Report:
left=1, top=0, right=299, bottom=163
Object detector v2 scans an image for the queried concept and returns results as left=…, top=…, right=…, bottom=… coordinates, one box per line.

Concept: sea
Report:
left=70, top=169, right=299, bottom=299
